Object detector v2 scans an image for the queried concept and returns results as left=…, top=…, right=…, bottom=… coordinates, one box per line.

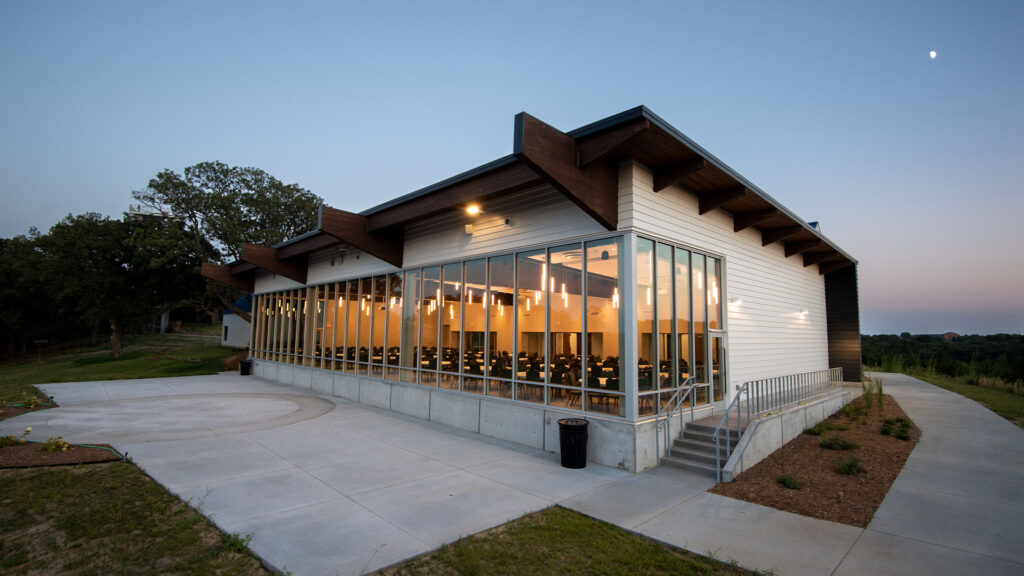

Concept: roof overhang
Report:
left=203, top=105, right=856, bottom=293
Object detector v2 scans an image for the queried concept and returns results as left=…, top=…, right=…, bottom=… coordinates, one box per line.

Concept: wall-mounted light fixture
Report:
left=799, top=309, right=809, bottom=320
left=728, top=297, right=742, bottom=306
left=466, top=204, right=481, bottom=216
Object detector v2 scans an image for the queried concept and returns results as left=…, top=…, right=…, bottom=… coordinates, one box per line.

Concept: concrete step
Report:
left=673, top=437, right=734, bottom=455
left=669, top=445, right=726, bottom=467
left=661, top=454, right=717, bottom=476
left=678, top=429, right=740, bottom=447
left=685, top=422, right=749, bottom=437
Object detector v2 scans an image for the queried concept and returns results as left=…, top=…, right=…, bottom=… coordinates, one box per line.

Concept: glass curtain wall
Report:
left=250, top=234, right=722, bottom=420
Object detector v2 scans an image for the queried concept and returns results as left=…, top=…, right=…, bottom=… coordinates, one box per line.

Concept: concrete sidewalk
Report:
left=3, top=372, right=1023, bottom=575
left=562, top=372, right=1024, bottom=575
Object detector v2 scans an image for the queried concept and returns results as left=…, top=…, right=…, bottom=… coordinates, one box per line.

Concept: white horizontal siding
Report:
left=620, top=162, right=828, bottom=392
left=403, top=184, right=606, bottom=267
left=305, top=249, right=397, bottom=285
left=221, top=314, right=250, bottom=348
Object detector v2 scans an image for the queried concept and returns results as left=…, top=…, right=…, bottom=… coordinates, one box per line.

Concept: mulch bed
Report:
left=1, top=403, right=58, bottom=420
left=710, top=393, right=920, bottom=528
left=0, top=443, right=122, bottom=468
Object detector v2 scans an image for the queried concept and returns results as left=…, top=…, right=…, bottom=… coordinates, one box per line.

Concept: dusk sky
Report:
left=1, top=1, right=1021, bottom=335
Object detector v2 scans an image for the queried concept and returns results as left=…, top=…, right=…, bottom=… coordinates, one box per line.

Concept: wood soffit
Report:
left=201, top=263, right=254, bottom=293
left=240, top=244, right=307, bottom=284
left=513, top=112, right=618, bottom=230
left=320, top=206, right=403, bottom=267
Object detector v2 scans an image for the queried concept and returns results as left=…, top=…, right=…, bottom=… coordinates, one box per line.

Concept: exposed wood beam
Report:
left=653, top=159, right=707, bottom=192
left=320, top=206, right=403, bottom=268
left=229, top=261, right=257, bottom=274
left=803, top=250, right=837, bottom=267
left=277, top=233, right=340, bottom=260
left=733, top=208, right=778, bottom=233
left=575, top=119, right=650, bottom=167
left=819, top=260, right=854, bottom=275
left=201, top=263, right=254, bottom=293
left=241, top=244, right=307, bottom=284
left=698, top=186, right=748, bottom=215
left=784, top=239, right=823, bottom=258
left=514, top=113, right=618, bottom=230
left=761, top=225, right=803, bottom=246
left=365, top=162, right=542, bottom=232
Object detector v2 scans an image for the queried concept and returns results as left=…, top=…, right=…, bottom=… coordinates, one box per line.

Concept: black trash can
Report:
left=557, top=418, right=589, bottom=468
left=239, top=359, right=253, bottom=376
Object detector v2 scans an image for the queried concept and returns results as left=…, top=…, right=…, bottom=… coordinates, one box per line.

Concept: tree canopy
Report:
left=132, top=161, right=323, bottom=263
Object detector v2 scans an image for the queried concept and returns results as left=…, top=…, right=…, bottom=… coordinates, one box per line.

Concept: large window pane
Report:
left=656, top=243, right=674, bottom=392
left=400, top=269, right=420, bottom=383
left=420, top=266, right=441, bottom=386
left=386, top=273, right=402, bottom=380
left=637, top=238, right=655, bottom=414
left=584, top=238, right=624, bottom=416
left=692, top=253, right=708, bottom=403
left=487, top=254, right=514, bottom=398
left=515, top=250, right=545, bottom=403
left=548, top=244, right=582, bottom=410
left=675, top=249, right=692, bottom=388
left=344, top=280, right=359, bottom=373
left=357, top=278, right=372, bottom=374
left=315, top=285, right=327, bottom=367
left=370, top=276, right=387, bottom=377
left=461, top=259, right=486, bottom=394
left=440, top=263, right=461, bottom=389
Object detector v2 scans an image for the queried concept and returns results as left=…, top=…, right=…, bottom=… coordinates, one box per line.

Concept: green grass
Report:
left=907, top=371, right=1024, bottom=429
left=381, top=506, right=753, bottom=575
left=0, top=332, right=239, bottom=406
left=0, top=462, right=268, bottom=574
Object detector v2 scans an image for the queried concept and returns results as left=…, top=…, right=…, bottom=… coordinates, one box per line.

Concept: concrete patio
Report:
left=2, top=372, right=1022, bottom=575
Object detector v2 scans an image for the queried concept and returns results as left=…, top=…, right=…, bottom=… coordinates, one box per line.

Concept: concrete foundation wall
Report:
left=252, top=359, right=643, bottom=471
left=722, top=389, right=853, bottom=482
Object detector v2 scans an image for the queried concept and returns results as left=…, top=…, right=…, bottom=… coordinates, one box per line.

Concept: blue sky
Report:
left=1, top=1, right=1022, bottom=335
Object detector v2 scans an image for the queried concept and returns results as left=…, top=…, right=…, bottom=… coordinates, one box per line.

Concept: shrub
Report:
left=804, top=421, right=849, bottom=436
left=40, top=436, right=70, bottom=452
left=837, top=455, right=863, bottom=475
left=881, top=417, right=913, bottom=440
left=0, top=435, right=25, bottom=448
left=862, top=382, right=874, bottom=410
left=841, top=402, right=865, bottom=421
left=777, top=475, right=803, bottom=490
left=820, top=433, right=859, bottom=451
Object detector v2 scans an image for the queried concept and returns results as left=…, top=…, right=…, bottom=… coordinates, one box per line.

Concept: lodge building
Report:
left=202, top=106, right=861, bottom=472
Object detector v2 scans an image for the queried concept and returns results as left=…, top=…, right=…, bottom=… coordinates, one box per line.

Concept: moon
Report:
left=929, top=50, right=937, bottom=59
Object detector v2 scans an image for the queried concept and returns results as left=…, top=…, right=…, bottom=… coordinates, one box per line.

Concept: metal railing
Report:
left=713, top=367, right=844, bottom=482
left=655, top=377, right=698, bottom=462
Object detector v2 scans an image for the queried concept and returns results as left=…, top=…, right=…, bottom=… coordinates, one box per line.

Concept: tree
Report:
left=39, top=213, right=201, bottom=358
left=0, top=231, right=61, bottom=356
left=132, top=161, right=323, bottom=322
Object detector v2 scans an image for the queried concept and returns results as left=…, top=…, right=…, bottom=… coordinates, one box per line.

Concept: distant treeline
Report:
left=862, top=333, right=1024, bottom=383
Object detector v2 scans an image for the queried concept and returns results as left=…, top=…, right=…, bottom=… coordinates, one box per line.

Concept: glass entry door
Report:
left=710, top=333, right=726, bottom=402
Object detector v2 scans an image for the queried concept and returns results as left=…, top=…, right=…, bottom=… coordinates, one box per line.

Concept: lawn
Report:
left=907, top=371, right=1024, bottom=428
left=0, top=462, right=268, bottom=574
left=379, top=506, right=752, bottom=576
left=0, top=330, right=240, bottom=406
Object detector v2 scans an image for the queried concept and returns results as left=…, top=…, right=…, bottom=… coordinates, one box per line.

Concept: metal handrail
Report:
left=713, top=367, right=844, bottom=482
left=655, top=377, right=696, bottom=462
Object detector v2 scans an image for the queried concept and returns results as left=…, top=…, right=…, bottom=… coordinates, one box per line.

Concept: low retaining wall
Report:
left=721, top=387, right=856, bottom=482
left=252, top=359, right=649, bottom=472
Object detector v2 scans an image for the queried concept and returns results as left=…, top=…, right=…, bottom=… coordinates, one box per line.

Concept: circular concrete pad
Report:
left=38, top=393, right=335, bottom=443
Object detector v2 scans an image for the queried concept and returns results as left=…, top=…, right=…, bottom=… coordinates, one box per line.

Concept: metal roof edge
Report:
left=359, top=154, right=520, bottom=216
